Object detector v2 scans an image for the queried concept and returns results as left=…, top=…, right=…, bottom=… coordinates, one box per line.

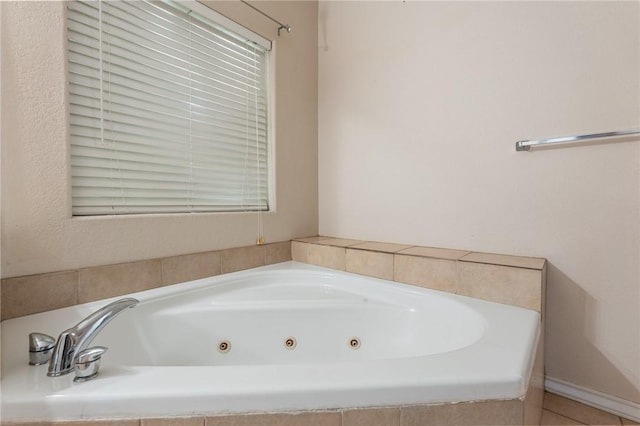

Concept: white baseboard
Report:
left=545, top=376, right=640, bottom=422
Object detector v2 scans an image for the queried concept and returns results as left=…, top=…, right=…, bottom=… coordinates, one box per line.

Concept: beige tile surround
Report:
left=1, top=242, right=291, bottom=320
left=0, top=234, right=545, bottom=320
left=0, top=400, right=533, bottom=426
left=1, top=369, right=543, bottom=426
left=12, top=386, right=640, bottom=426
left=1, top=236, right=546, bottom=425
left=293, top=236, right=547, bottom=313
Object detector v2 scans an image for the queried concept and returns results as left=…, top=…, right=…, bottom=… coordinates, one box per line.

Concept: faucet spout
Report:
left=47, top=297, right=138, bottom=377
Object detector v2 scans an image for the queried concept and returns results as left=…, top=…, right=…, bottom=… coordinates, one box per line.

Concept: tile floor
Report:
left=542, top=392, right=639, bottom=425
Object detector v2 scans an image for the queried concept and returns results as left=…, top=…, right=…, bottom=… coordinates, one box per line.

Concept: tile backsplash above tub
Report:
left=1, top=236, right=546, bottom=320
left=292, top=236, right=547, bottom=314
left=0, top=242, right=291, bottom=320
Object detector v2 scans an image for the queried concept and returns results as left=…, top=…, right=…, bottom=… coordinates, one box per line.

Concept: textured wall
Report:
left=318, top=1, right=639, bottom=405
left=1, top=1, right=318, bottom=277
left=0, top=0, right=4, bottom=383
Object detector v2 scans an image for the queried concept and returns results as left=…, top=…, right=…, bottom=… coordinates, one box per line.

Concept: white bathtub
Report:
left=1, top=261, right=540, bottom=421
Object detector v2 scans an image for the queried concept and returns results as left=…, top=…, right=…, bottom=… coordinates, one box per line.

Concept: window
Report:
left=67, top=0, right=271, bottom=215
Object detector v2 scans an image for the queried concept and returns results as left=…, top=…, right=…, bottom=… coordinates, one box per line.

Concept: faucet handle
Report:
left=74, top=346, right=108, bottom=382
left=29, top=332, right=56, bottom=365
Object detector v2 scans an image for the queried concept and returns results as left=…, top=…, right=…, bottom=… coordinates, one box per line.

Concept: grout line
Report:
left=455, top=258, right=460, bottom=294
left=159, top=257, right=166, bottom=286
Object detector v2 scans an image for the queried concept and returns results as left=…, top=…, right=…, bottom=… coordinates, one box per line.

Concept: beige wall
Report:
left=0, top=1, right=318, bottom=278
left=0, top=0, right=3, bottom=385
left=318, top=1, right=639, bottom=405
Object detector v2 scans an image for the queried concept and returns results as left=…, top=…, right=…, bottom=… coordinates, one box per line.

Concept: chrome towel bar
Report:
left=515, top=129, right=640, bottom=151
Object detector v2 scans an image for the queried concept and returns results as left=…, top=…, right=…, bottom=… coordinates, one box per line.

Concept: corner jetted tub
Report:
left=1, top=261, right=540, bottom=422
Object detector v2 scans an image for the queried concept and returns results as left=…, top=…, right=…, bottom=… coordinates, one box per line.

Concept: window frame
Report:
left=66, top=0, right=276, bottom=216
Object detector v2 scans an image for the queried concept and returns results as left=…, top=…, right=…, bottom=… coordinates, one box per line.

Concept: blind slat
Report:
left=68, top=0, right=270, bottom=215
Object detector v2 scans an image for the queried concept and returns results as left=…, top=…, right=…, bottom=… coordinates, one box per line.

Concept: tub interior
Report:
left=95, top=271, right=487, bottom=366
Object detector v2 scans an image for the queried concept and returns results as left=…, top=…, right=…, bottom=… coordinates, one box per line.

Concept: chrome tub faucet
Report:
left=46, top=298, right=138, bottom=378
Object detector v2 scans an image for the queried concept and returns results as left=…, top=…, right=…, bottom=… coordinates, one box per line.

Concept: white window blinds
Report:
left=68, top=0, right=270, bottom=215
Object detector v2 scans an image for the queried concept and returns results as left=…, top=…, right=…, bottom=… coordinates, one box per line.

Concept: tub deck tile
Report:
left=397, top=246, right=470, bottom=260
left=313, top=238, right=364, bottom=248
left=346, top=248, right=394, bottom=280
left=161, top=251, right=221, bottom=286
left=349, top=241, right=414, bottom=253
left=342, top=407, right=400, bottom=426
left=265, top=241, right=292, bottom=264
left=460, top=252, right=546, bottom=270
left=400, top=400, right=523, bottom=426
left=2, top=420, right=142, bottom=426
left=394, top=254, right=457, bottom=293
left=78, top=259, right=162, bottom=303
left=220, top=245, right=267, bottom=274
left=457, top=261, right=543, bottom=312
left=292, top=236, right=333, bottom=244
left=292, top=241, right=346, bottom=270
left=142, top=417, right=205, bottom=426
left=1, top=270, right=78, bottom=320
left=205, top=412, right=341, bottom=426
